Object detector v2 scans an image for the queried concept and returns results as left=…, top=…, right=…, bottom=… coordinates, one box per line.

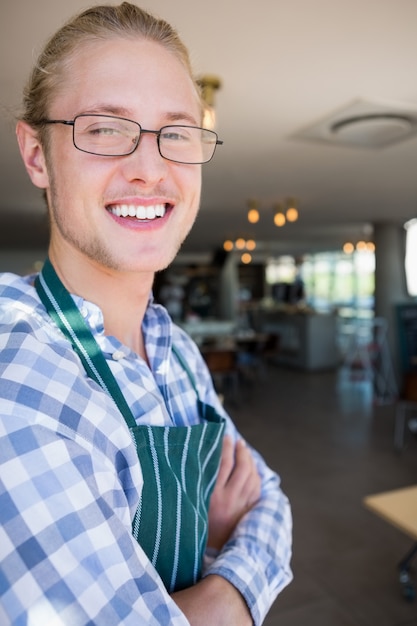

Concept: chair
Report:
left=260, top=332, right=281, bottom=362
left=394, top=371, right=417, bottom=451
left=398, top=542, right=417, bottom=601
left=202, top=348, right=239, bottom=404
left=235, top=332, right=280, bottom=382
left=343, top=317, right=398, bottom=403
left=254, top=332, right=281, bottom=379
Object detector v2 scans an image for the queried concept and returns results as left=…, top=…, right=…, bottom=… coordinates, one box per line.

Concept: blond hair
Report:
left=21, top=2, right=199, bottom=137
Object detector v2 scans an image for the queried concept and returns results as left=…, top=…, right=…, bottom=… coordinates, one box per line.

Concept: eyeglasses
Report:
left=41, top=114, right=223, bottom=164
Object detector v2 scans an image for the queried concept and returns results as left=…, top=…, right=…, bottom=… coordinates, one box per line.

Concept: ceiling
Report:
left=1, top=0, right=417, bottom=260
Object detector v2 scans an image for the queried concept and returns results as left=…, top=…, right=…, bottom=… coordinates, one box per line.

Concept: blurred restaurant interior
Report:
left=1, top=1, right=417, bottom=624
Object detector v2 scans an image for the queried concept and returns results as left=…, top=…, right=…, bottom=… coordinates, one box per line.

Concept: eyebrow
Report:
left=80, top=105, right=200, bottom=127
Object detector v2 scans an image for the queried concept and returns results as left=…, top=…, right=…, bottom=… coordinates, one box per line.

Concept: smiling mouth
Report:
left=108, top=203, right=167, bottom=220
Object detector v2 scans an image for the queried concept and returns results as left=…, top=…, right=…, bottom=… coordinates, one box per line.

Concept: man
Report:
left=0, top=3, right=292, bottom=625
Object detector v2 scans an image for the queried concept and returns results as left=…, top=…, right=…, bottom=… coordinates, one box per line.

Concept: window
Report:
left=265, top=250, right=375, bottom=316
left=405, top=219, right=417, bottom=297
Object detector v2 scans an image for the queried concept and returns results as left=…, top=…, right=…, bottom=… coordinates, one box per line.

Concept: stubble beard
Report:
left=47, top=179, right=192, bottom=274
left=47, top=166, right=128, bottom=272
left=45, top=154, right=200, bottom=274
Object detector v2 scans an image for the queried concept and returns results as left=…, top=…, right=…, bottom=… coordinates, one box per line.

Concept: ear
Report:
left=16, top=120, right=50, bottom=189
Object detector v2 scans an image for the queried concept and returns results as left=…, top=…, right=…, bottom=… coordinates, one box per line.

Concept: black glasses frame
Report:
left=40, top=113, right=223, bottom=164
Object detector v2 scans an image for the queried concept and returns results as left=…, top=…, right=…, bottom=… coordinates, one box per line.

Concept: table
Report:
left=251, top=309, right=339, bottom=370
left=363, top=485, right=417, bottom=541
left=364, top=485, right=417, bottom=600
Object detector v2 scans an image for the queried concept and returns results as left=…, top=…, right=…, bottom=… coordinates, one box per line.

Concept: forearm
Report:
left=189, top=351, right=293, bottom=623
left=172, top=574, right=252, bottom=626
left=0, top=415, right=188, bottom=626
left=205, top=462, right=293, bottom=625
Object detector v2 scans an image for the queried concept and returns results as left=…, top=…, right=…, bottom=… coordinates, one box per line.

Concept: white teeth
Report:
left=109, top=203, right=166, bottom=220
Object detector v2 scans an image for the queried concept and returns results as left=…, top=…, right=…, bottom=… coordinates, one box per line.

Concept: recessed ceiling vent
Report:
left=293, top=99, right=417, bottom=148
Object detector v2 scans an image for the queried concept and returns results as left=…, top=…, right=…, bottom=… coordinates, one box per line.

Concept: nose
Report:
left=138, top=128, right=161, bottom=144
left=123, top=129, right=167, bottom=184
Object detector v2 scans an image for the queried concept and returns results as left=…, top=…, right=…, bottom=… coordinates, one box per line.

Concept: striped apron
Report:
left=35, top=259, right=225, bottom=592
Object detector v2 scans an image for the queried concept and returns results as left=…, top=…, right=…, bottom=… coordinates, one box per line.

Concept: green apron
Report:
left=35, top=259, right=225, bottom=592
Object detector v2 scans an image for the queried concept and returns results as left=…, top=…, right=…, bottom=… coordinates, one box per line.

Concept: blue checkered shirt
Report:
left=0, top=272, right=292, bottom=625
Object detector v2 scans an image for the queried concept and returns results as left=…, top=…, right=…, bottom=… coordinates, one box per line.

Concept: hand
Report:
left=207, top=436, right=261, bottom=550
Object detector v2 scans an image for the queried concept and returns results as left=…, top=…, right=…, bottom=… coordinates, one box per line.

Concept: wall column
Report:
left=218, top=252, right=239, bottom=320
left=373, top=222, right=408, bottom=384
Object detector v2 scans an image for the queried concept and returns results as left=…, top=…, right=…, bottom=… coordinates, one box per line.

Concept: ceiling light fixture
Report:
left=331, top=114, right=413, bottom=147
left=222, top=238, right=257, bottom=252
left=356, top=240, right=368, bottom=252
left=197, top=74, right=222, bottom=130
left=273, top=204, right=286, bottom=227
left=294, top=99, right=417, bottom=149
left=342, top=240, right=375, bottom=254
left=247, top=199, right=260, bottom=224
left=286, top=198, right=299, bottom=222
left=244, top=197, right=300, bottom=227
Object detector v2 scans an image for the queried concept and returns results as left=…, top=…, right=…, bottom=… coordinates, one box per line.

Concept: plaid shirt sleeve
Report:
left=168, top=326, right=293, bottom=626
left=0, top=275, right=190, bottom=626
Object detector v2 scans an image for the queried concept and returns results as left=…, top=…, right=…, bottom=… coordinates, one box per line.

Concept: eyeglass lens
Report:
left=73, top=115, right=218, bottom=163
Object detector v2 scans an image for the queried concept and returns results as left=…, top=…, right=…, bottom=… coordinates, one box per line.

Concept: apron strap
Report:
left=35, top=258, right=201, bottom=429
left=171, top=345, right=198, bottom=395
left=35, top=258, right=138, bottom=430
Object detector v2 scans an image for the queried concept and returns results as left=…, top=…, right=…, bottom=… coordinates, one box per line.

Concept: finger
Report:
left=242, top=462, right=262, bottom=506
left=233, top=451, right=261, bottom=512
left=215, top=435, right=235, bottom=487
left=225, top=439, right=257, bottom=492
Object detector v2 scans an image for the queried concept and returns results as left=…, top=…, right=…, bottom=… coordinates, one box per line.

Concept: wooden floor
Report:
left=224, top=364, right=417, bottom=626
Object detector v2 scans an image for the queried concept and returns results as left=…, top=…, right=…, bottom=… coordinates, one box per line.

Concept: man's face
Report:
left=40, top=38, right=203, bottom=274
